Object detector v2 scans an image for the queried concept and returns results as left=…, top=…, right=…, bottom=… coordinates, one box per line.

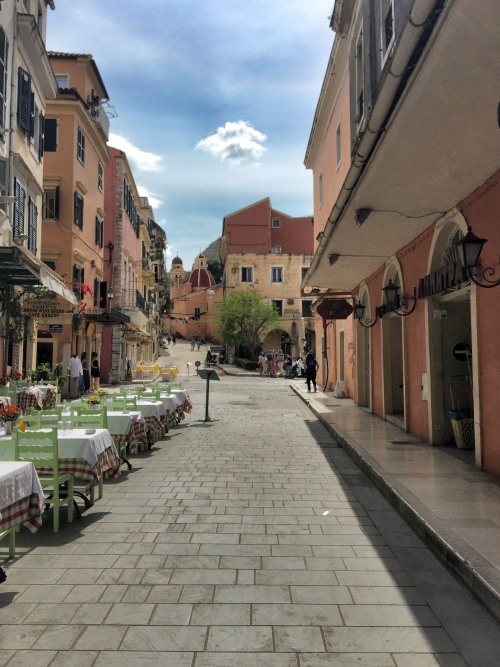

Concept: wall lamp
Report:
left=353, top=279, right=417, bottom=328
left=383, top=279, right=417, bottom=317
left=353, top=300, right=378, bottom=328
left=454, top=225, right=500, bottom=288
left=328, top=253, right=340, bottom=266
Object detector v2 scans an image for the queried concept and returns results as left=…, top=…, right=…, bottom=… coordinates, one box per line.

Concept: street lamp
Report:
left=353, top=300, right=378, bottom=328
left=382, top=279, right=417, bottom=317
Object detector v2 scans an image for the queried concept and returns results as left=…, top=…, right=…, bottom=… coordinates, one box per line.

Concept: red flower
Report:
left=0, top=405, right=22, bottom=422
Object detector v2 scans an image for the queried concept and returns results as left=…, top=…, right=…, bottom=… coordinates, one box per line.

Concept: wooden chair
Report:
left=14, top=428, right=74, bottom=533
left=74, top=407, right=108, bottom=429
left=0, top=526, right=15, bottom=559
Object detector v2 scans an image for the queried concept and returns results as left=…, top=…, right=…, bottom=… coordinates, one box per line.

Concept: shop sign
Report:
left=316, top=298, right=353, bottom=320
left=22, top=298, right=67, bottom=317
left=418, top=262, right=467, bottom=298
left=48, top=324, right=62, bottom=333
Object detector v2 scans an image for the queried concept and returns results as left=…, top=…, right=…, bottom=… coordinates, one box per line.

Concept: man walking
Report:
left=68, top=353, right=83, bottom=399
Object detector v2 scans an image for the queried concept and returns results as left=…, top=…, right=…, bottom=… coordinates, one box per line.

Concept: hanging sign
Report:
left=316, top=298, right=353, bottom=320
left=22, top=298, right=67, bottom=317
left=418, top=262, right=468, bottom=298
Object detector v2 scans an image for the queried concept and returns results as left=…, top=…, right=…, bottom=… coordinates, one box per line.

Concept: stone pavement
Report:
left=1, top=356, right=500, bottom=665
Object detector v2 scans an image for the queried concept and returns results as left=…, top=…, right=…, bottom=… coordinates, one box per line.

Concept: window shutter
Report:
left=54, top=186, right=60, bottom=219
left=100, top=281, right=107, bottom=309
left=0, top=156, right=7, bottom=193
left=95, top=217, right=103, bottom=248
left=0, top=27, right=8, bottom=129
left=38, top=112, right=44, bottom=160
left=13, top=179, right=25, bottom=238
left=74, top=191, right=78, bottom=226
left=29, top=92, right=35, bottom=140
left=27, top=197, right=37, bottom=253
left=44, top=118, right=57, bottom=151
left=17, top=67, right=31, bottom=132
left=93, top=278, right=99, bottom=307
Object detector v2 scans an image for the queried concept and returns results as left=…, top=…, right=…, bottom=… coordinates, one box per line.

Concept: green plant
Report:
left=235, top=358, right=260, bottom=371
left=31, top=363, right=52, bottom=383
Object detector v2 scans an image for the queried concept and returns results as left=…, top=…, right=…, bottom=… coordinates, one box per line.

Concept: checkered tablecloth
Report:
left=17, top=389, right=43, bottom=412
left=42, top=387, right=57, bottom=409
left=0, top=493, right=43, bottom=533
left=114, top=418, right=148, bottom=455
left=36, top=447, right=120, bottom=484
left=144, top=415, right=164, bottom=443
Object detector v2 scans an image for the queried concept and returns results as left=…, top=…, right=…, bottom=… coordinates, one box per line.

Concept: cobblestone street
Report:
left=2, top=370, right=500, bottom=666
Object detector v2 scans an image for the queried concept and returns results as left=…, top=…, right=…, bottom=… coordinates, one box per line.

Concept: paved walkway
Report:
left=1, top=358, right=500, bottom=665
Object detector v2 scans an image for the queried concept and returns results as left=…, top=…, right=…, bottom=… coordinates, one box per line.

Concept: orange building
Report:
left=39, top=52, right=111, bottom=373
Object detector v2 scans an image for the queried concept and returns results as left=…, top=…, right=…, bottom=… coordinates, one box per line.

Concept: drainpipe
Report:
left=308, top=0, right=447, bottom=280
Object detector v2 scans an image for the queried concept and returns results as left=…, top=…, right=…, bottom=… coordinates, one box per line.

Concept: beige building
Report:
left=220, top=198, right=315, bottom=358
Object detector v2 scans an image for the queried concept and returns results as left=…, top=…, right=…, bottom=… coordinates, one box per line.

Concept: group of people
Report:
left=190, top=337, right=205, bottom=351
left=165, top=333, right=177, bottom=345
left=258, top=350, right=319, bottom=392
left=67, top=351, right=100, bottom=399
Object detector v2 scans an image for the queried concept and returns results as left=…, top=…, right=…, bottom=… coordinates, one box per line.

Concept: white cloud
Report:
left=196, top=120, right=267, bottom=163
left=137, top=185, right=163, bottom=209
left=108, top=133, right=162, bottom=173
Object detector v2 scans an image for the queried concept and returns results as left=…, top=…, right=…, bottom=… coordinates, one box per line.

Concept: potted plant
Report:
left=0, top=404, right=23, bottom=435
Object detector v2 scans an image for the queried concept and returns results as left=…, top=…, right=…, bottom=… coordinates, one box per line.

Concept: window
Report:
left=355, top=28, right=365, bottom=125
left=55, top=74, right=69, bottom=89
left=13, top=178, right=26, bottom=238
left=0, top=27, right=9, bottom=130
left=27, top=197, right=37, bottom=253
left=17, top=67, right=32, bottom=133
left=272, top=218, right=281, bottom=228
left=37, top=111, right=44, bottom=160
left=271, top=300, right=283, bottom=316
left=271, top=246, right=281, bottom=254
left=43, top=260, right=56, bottom=272
left=301, top=300, right=313, bottom=318
left=318, top=173, right=323, bottom=207
left=380, top=0, right=395, bottom=63
left=74, top=191, right=84, bottom=229
left=44, top=118, right=57, bottom=151
left=301, top=267, right=309, bottom=282
left=98, top=161, right=103, bottom=192
left=73, top=265, right=85, bottom=298
left=77, top=127, right=85, bottom=164
left=43, top=186, right=59, bottom=220
left=271, top=267, right=283, bottom=283
left=95, top=216, right=103, bottom=248
left=336, top=123, right=342, bottom=168
left=194, top=307, right=201, bottom=318
left=241, top=266, right=253, bottom=283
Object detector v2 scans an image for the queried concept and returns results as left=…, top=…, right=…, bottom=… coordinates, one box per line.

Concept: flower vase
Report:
left=4, top=421, right=13, bottom=435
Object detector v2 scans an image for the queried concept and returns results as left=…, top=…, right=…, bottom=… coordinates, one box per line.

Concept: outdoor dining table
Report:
left=135, top=399, right=166, bottom=443
left=0, top=460, right=44, bottom=535
left=17, top=385, right=57, bottom=411
left=107, top=410, right=147, bottom=455
left=0, top=428, right=120, bottom=488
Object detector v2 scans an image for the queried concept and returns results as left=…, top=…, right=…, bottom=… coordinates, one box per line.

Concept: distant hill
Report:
left=202, top=237, right=221, bottom=263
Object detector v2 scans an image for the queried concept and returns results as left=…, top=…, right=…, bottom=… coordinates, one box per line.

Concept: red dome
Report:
left=187, top=268, right=216, bottom=288
left=171, top=256, right=183, bottom=265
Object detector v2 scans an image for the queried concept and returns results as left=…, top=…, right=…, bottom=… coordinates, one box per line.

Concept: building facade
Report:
left=0, top=0, right=77, bottom=379
left=39, top=52, right=110, bottom=373
left=304, top=1, right=500, bottom=475
left=221, top=198, right=315, bottom=358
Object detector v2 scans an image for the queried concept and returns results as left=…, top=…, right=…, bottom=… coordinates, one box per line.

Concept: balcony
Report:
left=136, top=290, right=146, bottom=315
left=89, top=104, right=109, bottom=140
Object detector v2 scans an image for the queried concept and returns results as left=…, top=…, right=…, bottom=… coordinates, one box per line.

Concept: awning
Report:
left=0, top=245, right=78, bottom=305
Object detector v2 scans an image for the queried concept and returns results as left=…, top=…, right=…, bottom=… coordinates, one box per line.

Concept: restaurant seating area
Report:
left=0, top=379, right=192, bottom=558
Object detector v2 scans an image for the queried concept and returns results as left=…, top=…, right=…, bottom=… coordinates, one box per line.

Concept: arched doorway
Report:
left=427, top=220, right=474, bottom=451
left=263, top=329, right=290, bottom=356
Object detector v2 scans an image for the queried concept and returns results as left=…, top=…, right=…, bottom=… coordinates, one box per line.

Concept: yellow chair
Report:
left=14, top=428, right=74, bottom=533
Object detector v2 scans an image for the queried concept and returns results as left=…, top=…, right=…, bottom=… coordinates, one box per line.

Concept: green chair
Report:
left=14, top=428, right=74, bottom=533
left=125, top=397, right=137, bottom=410
left=74, top=407, right=108, bottom=429
left=0, top=526, right=15, bottom=559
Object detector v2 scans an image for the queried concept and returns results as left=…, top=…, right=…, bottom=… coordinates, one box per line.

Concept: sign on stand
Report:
left=197, top=368, right=220, bottom=422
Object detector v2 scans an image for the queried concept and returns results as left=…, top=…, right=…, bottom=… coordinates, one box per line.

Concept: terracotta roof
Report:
left=171, top=256, right=183, bottom=265
left=187, top=268, right=216, bottom=288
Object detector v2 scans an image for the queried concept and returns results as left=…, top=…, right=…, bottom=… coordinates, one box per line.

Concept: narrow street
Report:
left=2, top=347, right=500, bottom=665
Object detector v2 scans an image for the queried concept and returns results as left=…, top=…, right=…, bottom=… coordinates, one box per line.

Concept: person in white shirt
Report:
left=68, top=353, right=83, bottom=399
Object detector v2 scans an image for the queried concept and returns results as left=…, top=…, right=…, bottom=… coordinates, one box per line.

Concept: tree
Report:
left=216, top=290, right=281, bottom=360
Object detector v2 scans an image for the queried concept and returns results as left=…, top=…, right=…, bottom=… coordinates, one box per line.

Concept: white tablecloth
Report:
left=157, top=394, right=182, bottom=412
left=57, top=428, right=117, bottom=467
left=171, top=389, right=189, bottom=404
left=0, top=461, right=43, bottom=513
left=63, top=410, right=143, bottom=437
left=136, top=400, right=165, bottom=419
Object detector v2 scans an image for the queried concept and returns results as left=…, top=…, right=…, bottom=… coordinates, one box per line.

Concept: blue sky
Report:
left=47, top=1, right=334, bottom=270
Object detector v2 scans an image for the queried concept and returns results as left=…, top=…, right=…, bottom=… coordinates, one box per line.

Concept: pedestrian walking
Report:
left=258, top=351, right=265, bottom=376
left=91, top=351, right=100, bottom=391
left=81, top=352, right=90, bottom=393
left=172, top=334, right=176, bottom=345
left=190, top=337, right=196, bottom=351
left=197, top=338, right=201, bottom=351
left=68, top=353, right=83, bottom=399
left=305, top=351, right=319, bottom=392
left=265, top=350, right=274, bottom=376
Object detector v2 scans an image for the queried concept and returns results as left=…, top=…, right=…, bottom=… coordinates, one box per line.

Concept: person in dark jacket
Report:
left=305, top=352, right=319, bottom=392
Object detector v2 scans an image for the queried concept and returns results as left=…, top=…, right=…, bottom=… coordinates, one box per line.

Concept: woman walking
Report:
left=305, top=351, right=319, bottom=393
left=81, top=352, right=90, bottom=394
left=91, top=351, right=100, bottom=391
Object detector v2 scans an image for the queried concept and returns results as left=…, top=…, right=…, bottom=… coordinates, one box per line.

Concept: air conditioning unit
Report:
left=333, top=380, right=347, bottom=398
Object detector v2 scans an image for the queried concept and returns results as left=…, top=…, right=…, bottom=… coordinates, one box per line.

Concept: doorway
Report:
left=36, top=331, right=54, bottom=368
left=356, top=323, right=371, bottom=409
left=382, top=314, right=405, bottom=427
